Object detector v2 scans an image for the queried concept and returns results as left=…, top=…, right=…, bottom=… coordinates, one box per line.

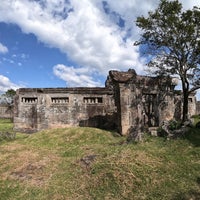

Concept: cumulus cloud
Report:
left=53, top=64, right=102, bottom=87
left=0, top=74, right=22, bottom=92
left=0, top=42, right=8, bottom=54
left=0, top=0, right=145, bottom=85
left=0, top=0, right=199, bottom=86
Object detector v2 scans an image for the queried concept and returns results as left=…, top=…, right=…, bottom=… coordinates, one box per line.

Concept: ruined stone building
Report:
left=0, top=103, right=12, bottom=119
left=13, top=69, right=197, bottom=135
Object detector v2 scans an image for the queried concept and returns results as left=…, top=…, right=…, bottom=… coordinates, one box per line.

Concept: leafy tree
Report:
left=4, top=89, right=16, bottom=99
left=1, top=89, right=16, bottom=104
left=135, top=0, right=200, bottom=122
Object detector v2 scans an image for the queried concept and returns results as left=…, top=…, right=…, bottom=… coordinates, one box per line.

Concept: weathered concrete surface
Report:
left=14, top=88, right=116, bottom=133
left=14, top=69, right=198, bottom=134
left=0, top=104, right=12, bottom=119
left=107, top=69, right=197, bottom=135
left=196, top=101, right=200, bottom=114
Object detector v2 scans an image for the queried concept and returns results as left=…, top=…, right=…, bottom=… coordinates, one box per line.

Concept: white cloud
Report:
left=2, top=57, right=15, bottom=64
left=0, top=42, right=8, bottom=54
left=180, top=0, right=199, bottom=10
left=0, top=0, right=146, bottom=85
left=53, top=64, right=102, bottom=87
left=0, top=74, right=22, bottom=92
left=0, top=0, right=199, bottom=86
left=20, top=53, right=29, bottom=60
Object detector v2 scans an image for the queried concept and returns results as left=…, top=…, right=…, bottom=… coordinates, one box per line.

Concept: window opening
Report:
left=21, top=97, right=38, bottom=103
left=51, top=97, right=69, bottom=103
left=83, top=97, right=103, bottom=104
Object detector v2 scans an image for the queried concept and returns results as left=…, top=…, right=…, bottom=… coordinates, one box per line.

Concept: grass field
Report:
left=0, top=119, right=199, bottom=200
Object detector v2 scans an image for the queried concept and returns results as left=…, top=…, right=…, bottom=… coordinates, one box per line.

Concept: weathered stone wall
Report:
left=170, top=92, right=197, bottom=119
left=14, top=88, right=117, bottom=133
left=14, top=69, right=199, bottom=134
left=107, top=70, right=198, bottom=135
left=107, top=69, right=181, bottom=135
left=196, top=101, right=200, bottom=114
left=0, top=104, right=12, bottom=118
left=188, top=93, right=197, bottom=117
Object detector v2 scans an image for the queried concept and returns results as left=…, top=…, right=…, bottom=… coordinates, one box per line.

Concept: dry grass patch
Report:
left=1, top=143, right=60, bottom=187
left=71, top=147, right=164, bottom=199
left=0, top=119, right=199, bottom=199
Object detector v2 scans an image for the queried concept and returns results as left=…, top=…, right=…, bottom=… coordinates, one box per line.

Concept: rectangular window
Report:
left=188, top=98, right=193, bottom=103
left=97, top=97, right=103, bottom=103
left=21, top=97, right=38, bottom=103
left=83, top=97, right=103, bottom=104
left=51, top=97, right=69, bottom=104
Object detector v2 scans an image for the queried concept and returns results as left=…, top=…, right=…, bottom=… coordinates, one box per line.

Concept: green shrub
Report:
left=157, top=126, right=168, bottom=137
left=168, top=120, right=182, bottom=131
left=191, top=115, right=200, bottom=125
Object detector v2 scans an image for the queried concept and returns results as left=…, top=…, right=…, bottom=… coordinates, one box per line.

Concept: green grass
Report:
left=0, top=118, right=13, bottom=132
left=191, top=115, right=200, bottom=126
left=0, top=119, right=199, bottom=199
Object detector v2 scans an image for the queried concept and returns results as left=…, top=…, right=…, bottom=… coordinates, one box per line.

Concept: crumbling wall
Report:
left=14, top=88, right=117, bottom=133
left=196, top=101, right=200, bottom=114
left=14, top=69, right=198, bottom=134
left=188, top=93, right=197, bottom=117
left=107, top=69, right=181, bottom=136
left=0, top=104, right=12, bottom=119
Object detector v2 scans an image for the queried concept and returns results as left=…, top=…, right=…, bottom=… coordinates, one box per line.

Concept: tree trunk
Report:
left=181, top=74, right=190, bottom=123
left=182, top=89, right=189, bottom=123
left=180, top=68, right=196, bottom=123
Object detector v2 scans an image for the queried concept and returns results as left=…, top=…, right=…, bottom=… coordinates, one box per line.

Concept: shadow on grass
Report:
left=196, top=177, right=200, bottom=185
left=184, top=128, right=200, bottom=147
left=171, top=190, right=200, bottom=200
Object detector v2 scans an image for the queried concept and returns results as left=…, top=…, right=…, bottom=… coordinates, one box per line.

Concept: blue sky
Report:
left=0, top=0, right=199, bottom=96
left=0, top=22, right=73, bottom=88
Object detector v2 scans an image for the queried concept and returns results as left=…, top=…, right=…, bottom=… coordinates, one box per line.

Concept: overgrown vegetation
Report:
left=0, top=119, right=15, bottom=141
left=0, top=119, right=199, bottom=199
left=135, top=0, right=200, bottom=122
left=191, top=115, right=200, bottom=126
